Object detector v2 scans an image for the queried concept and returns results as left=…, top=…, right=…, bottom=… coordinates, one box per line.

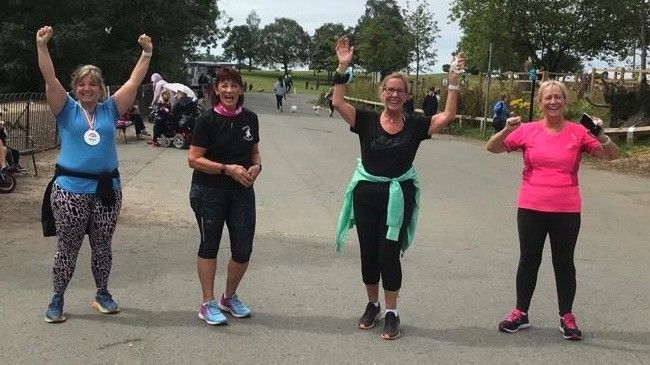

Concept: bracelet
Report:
left=448, top=84, right=460, bottom=91
left=141, top=50, right=152, bottom=58
left=333, top=67, right=353, bottom=85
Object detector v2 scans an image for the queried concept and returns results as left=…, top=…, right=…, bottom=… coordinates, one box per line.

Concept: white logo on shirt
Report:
left=242, top=126, right=253, bottom=141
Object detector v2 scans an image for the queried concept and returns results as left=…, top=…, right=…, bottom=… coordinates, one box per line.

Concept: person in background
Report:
left=36, top=25, right=152, bottom=323
left=422, top=87, right=438, bottom=118
left=0, top=120, right=8, bottom=171
left=324, top=85, right=335, bottom=117
left=149, top=89, right=172, bottom=147
left=150, top=73, right=168, bottom=108
left=118, top=104, right=149, bottom=139
left=486, top=80, right=620, bottom=341
left=272, top=76, right=286, bottom=112
left=492, top=93, right=511, bottom=133
left=0, top=113, right=23, bottom=172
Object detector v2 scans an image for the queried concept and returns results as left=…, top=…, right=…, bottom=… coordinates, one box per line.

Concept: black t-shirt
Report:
left=191, top=108, right=260, bottom=189
left=351, top=109, right=430, bottom=178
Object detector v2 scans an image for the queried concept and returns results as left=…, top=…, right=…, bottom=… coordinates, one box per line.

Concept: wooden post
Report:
left=590, top=68, right=596, bottom=95
left=627, top=126, right=635, bottom=145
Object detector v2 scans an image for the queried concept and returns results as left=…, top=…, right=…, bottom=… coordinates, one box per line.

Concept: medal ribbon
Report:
left=78, top=102, right=96, bottom=130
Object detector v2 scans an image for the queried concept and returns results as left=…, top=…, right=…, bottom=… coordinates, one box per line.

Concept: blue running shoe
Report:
left=219, top=293, right=251, bottom=318
left=44, top=294, right=66, bottom=323
left=198, top=300, right=228, bottom=325
left=92, top=290, right=120, bottom=314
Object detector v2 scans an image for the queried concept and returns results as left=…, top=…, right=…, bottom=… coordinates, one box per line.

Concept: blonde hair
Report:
left=536, top=80, right=568, bottom=103
left=378, top=72, right=409, bottom=99
left=70, top=65, right=107, bottom=100
left=536, top=80, right=570, bottom=117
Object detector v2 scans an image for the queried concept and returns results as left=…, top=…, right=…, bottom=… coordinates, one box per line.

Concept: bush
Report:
left=456, top=86, right=484, bottom=116
left=509, top=98, right=531, bottom=118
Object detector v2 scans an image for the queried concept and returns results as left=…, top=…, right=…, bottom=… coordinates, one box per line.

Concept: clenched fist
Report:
left=505, top=116, right=521, bottom=131
left=138, top=34, right=153, bottom=53
left=36, top=26, right=54, bottom=46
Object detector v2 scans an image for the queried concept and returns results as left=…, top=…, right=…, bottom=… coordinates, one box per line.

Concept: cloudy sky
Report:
left=215, top=0, right=461, bottom=69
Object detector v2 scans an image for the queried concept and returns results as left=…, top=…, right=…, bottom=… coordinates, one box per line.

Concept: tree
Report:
left=579, top=0, right=648, bottom=74
left=451, top=0, right=590, bottom=73
left=354, top=0, right=412, bottom=78
left=244, top=10, right=262, bottom=71
left=450, top=0, right=649, bottom=74
left=223, top=25, right=254, bottom=69
left=0, top=0, right=227, bottom=93
left=310, top=23, right=349, bottom=78
left=403, top=0, right=440, bottom=95
left=258, top=18, right=311, bottom=75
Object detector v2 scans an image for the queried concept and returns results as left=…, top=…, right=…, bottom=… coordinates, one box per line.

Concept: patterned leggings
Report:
left=50, top=183, right=122, bottom=295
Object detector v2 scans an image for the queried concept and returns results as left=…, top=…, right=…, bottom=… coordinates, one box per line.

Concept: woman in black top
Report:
left=188, top=67, right=261, bottom=325
left=332, top=36, right=465, bottom=340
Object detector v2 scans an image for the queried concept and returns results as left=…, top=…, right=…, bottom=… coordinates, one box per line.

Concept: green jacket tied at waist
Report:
left=335, top=159, right=420, bottom=253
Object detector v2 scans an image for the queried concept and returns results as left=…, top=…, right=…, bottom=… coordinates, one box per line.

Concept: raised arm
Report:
left=331, top=36, right=356, bottom=127
left=428, top=53, right=466, bottom=135
left=36, top=26, right=67, bottom=116
left=113, top=34, right=153, bottom=116
left=486, top=117, right=521, bottom=153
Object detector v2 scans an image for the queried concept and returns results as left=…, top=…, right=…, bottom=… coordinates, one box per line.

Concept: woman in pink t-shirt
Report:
left=486, top=80, right=620, bottom=341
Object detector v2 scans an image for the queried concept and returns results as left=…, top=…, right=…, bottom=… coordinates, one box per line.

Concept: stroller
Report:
left=157, top=96, right=198, bottom=149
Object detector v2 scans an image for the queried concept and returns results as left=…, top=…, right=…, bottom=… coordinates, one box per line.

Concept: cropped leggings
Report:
left=515, top=208, right=580, bottom=316
left=50, top=183, right=122, bottom=295
left=190, top=184, right=256, bottom=263
left=353, top=181, right=415, bottom=292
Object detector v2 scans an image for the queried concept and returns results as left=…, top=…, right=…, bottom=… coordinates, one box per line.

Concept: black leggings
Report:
left=353, top=181, right=415, bottom=291
left=275, top=95, right=283, bottom=110
left=516, top=208, right=580, bottom=316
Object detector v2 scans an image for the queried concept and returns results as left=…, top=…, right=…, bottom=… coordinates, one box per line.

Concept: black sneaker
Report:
left=560, top=312, right=582, bottom=341
left=357, top=302, right=380, bottom=329
left=381, top=312, right=401, bottom=340
left=498, top=308, right=530, bottom=333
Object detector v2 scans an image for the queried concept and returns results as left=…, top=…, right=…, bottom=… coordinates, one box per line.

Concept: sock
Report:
left=385, top=309, right=399, bottom=317
left=371, top=302, right=379, bottom=307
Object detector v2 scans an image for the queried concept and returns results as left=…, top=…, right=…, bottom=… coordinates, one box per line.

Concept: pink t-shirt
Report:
left=504, top=121, right=601, bottom=212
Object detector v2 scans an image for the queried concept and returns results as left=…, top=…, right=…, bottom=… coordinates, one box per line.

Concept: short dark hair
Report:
left=209, top=67, right=245, bottom=108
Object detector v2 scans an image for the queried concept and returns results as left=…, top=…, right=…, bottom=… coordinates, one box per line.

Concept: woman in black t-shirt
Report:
left=188, top=67, right=261, bottom=325
left=332, top=36, right=465, bottom=340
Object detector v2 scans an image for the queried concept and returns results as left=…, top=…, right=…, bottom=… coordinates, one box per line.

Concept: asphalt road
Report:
left=1, top=93, right=649, bottom=364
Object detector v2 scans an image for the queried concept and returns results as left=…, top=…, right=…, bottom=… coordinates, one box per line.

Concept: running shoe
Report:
left=357, top=302, right=381, bottom=329
left=560, top=312, right=582, bottom=341
left=44, top=294, right=66, bottom=323
left=498, top=308, right=530, bottom=333
left=92, top=290, right=120, bottom=314
left=198, top=300, right=228, bottom=325
left=219, top=294, right=251, bottom=318
left=381, top=312, right=401, bottom=340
